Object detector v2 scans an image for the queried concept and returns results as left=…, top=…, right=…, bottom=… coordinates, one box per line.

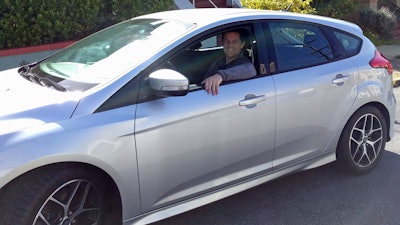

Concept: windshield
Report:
left=27, top=18, right=195, bottom=92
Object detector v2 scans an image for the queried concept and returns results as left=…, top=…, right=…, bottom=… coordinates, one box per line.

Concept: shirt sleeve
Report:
left=204, top=61, right=219, bottom=78
left=217, top=62, right=257, bottom=82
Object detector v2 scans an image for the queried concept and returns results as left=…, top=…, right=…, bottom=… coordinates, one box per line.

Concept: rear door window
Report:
left=268, top=21, right=334, bottom=72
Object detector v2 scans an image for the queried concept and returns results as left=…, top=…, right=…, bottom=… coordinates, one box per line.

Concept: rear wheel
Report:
left=336, top=106, right=387, bottom=175
left=0, top=164, right=121, bottom=225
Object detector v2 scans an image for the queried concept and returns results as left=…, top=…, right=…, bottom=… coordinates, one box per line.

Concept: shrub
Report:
left=98, top=0, right=174, bottom=29
left=240, top=0, right=315, bottom=14
left=0, top=0, right=174, bottom=49
left=359, top=6, right=397, bottom=39
left=0, top=0, right=101, bottom=49
left=313, top=0, right=355, bottom=19
left=111, top=0, right=174, bottom=24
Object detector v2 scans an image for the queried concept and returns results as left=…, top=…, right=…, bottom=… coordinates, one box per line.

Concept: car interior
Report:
left=168, top=26, right=258, bottom=85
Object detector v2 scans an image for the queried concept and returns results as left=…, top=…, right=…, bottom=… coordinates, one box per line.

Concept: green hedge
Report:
left=0, top=0, right=174, bottom=49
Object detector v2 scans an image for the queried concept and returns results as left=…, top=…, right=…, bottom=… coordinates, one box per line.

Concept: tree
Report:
left=240, top=0, right=315, bottom=14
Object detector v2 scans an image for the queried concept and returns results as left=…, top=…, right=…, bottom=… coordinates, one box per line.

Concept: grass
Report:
left=369, top=37, right=400, bottom=46
left=363, top=30, right=400, bottom=46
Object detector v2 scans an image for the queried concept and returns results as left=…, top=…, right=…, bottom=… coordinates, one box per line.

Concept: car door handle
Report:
left=332, top=74, right=349, bottom=85
left=239, top=94, right=266, bottom=107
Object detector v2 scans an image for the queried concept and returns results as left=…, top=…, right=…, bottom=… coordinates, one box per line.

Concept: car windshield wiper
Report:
left=20, top=67, right=66, bottom=92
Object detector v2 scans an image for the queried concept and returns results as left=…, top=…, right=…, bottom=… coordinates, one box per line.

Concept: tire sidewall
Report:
left=337, top=106, right=387, bottom=175
left=6, top=165, right=114, bottom=225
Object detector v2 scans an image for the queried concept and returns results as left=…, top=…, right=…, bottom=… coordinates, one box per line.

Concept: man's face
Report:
left=222, top=32, right=245, bottom=61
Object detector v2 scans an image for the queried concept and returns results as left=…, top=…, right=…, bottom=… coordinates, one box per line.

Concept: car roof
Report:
left=137, top=8, right=363, bottom=35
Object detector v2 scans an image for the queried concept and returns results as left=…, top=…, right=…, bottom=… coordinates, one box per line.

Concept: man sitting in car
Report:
left=202, top=28, right=257, bottom=96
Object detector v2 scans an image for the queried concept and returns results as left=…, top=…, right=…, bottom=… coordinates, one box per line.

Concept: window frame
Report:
left=261, top=19, right=363, bottom=75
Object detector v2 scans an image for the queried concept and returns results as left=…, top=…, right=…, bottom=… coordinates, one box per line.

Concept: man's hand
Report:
left=202, top=74, right=223, bottom=96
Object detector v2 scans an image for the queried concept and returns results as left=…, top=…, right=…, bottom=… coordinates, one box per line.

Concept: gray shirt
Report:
left=203, top=52, right=257, bottom=82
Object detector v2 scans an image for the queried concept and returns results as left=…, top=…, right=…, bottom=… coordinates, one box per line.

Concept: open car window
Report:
left=166, top=27, right=257, bottom=86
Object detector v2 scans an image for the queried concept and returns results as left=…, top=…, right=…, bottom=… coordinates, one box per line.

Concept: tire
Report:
left=336, top=106, right=387, bottom=175
left=0, top=164, right=120, bottom=225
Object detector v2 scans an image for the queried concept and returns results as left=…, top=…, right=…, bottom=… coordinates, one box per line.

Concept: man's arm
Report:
left=217, top=62, right=257, bottom=81
left=202, top=62, right=257, bottom=96
left=202, top=56, right=257, bottom=96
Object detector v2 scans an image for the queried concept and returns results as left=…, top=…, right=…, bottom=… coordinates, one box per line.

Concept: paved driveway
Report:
left=153, top=86, right=400, bottom=225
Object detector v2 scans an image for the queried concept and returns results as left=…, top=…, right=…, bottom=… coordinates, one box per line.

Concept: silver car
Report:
left=0, top=8, right=396, bottom=225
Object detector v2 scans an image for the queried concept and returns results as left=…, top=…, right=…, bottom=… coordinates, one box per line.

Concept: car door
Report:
left=134, top=26, right=276, bottom=211
left=263, top=21, right=359, bottom=170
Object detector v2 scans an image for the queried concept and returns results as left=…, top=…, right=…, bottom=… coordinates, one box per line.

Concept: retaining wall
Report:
left=0, top=41, right=74, bottom=71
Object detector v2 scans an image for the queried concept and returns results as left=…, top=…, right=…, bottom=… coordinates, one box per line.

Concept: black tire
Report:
left=336, top=106, right=387, bottom=175
left=0, top=164, right=121, bottom=225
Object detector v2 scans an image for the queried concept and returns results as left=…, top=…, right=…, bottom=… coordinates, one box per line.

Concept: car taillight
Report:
left=370, top=50, right=393, bottom=75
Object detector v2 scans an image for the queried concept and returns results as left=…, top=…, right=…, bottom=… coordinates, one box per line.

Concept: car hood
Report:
left=0, top=68, right=80, bottom=135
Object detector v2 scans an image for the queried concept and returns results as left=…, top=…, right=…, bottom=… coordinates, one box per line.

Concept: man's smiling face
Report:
left=222, top=31, right=245, bottom=63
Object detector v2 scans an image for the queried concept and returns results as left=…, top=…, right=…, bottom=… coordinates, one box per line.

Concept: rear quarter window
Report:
left=332, top=31, right=362, bottom=57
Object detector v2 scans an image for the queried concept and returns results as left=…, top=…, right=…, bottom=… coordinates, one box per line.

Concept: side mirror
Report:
left=148, top=69, right=189, bottom=97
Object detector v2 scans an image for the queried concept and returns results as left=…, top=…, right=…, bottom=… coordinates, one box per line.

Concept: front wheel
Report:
left=0, top=164, right=120, bottom=225
left=336, top=106, right=387, bottom=175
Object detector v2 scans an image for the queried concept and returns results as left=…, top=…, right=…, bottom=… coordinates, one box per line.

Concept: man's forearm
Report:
left=217, top=63, right=257, bottom=81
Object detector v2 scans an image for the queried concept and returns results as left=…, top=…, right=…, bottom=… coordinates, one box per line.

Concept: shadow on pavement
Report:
left=153, top=150, right=400, bottom=225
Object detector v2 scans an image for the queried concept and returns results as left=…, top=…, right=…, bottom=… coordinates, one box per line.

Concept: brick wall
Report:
left=189, top=0, right=231, bottom=8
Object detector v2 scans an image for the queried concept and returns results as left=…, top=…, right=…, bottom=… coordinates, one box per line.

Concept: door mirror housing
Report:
left=149, top=69, right=189, bottom=97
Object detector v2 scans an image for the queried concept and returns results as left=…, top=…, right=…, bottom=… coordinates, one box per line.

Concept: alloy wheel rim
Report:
left=33, top=179, right=100, bottom=225
left=349, top=113, right=383, bottom=168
